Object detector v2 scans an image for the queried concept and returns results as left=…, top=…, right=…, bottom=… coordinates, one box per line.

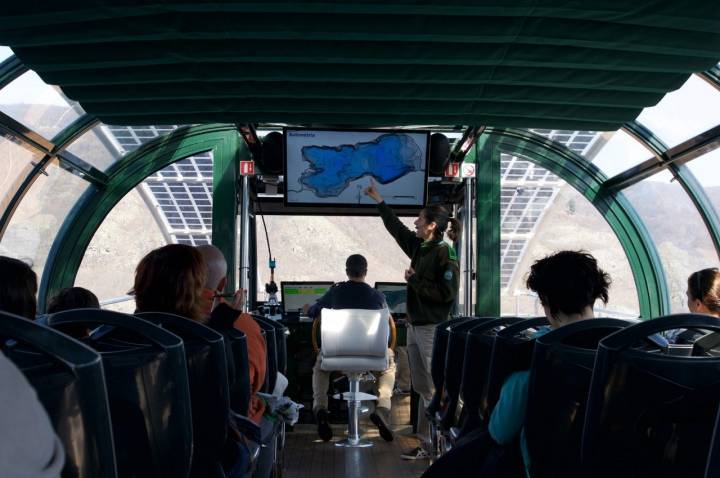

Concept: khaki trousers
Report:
left=406, top=323, right=436, bottom=448
left=312, top=348, right=397, bottom=411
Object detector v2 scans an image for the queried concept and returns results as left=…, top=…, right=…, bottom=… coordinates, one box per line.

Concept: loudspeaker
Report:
left=259, top=131, right=283, bottom=175
left=429, top=133, right=450, bottom=176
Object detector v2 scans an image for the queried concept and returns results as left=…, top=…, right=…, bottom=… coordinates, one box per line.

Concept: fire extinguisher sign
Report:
left=444, top=162, right=460, bottom=177
left=239, top=161, right=255, bottom=176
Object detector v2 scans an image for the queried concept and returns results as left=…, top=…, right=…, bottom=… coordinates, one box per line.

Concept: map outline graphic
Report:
left=284, top=129, right=429, bottom=207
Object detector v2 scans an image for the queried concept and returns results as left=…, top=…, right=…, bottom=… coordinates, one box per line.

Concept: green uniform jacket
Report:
left=377, top=202, right=460, bottom=326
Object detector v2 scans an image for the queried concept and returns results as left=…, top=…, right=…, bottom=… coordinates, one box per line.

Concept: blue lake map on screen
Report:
left=285, top=130, right=428, bottom=206
left=300, top=134, right=422, bottom=197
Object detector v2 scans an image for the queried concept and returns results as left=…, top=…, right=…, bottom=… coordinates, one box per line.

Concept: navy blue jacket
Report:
left=307, top=281, right=386, bottom=319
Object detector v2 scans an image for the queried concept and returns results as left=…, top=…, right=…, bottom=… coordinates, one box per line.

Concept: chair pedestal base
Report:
left=335, top=438, right=373, bottom=448
left=332, top=372, right=377, bottom=448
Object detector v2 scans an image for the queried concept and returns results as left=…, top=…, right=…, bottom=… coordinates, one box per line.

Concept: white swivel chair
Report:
left=320, top=308, right=390, bottom=447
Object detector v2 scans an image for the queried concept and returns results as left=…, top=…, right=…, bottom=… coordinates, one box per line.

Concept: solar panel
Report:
left=101, top=125, right=213, bottom=246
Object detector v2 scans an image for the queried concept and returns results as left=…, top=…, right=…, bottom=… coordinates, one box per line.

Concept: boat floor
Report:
left=283, top=395, right=431, bottom=478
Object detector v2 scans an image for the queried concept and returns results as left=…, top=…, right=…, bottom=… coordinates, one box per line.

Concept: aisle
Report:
left=283, top=395, right=431, bottom=478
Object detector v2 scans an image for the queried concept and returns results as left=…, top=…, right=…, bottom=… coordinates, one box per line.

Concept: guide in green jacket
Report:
left=364, top=178, right=460, bottom=459
left=364, top=180, right=459, bottom=324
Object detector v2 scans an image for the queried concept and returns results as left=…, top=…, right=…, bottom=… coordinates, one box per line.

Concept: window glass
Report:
left=64, top=123, right=123, bottom=171
left=623, top=170, right=719, bottom=314
left=0, top=160, right=90, bottom=279
left=0, top=71, right=84, bottom=139
left=0, top=46, right=13, bottom=63
left=686, top=148, right=720, bottom=218
left=255, top=215, right=415, bottom=303
left=75, top=151, right=213, bottom=312
left=0, top=70, right=83, bottom=139
left=637, top=75, right=720, bottom=148
left=75, top=188, right=166, bottom=313
left=500, top=156, right=640, bottom=318
left=0, top=136, right=42, bottom=218
left=591, top=129, right=655, bottom=178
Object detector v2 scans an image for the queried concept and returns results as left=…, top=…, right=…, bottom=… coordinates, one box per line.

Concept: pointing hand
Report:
left=363, top=178, right=383, bottom=203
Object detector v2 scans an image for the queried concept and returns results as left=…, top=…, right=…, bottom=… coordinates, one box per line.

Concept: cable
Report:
left=255, top=198, right=273, bottom=264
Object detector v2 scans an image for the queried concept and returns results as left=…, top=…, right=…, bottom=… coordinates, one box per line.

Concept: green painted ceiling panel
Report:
left=81, top=97, right=640, bottom=122
left=62, top=82, right=663, bottom=107
left=95, top=112, right=631, bottom=130
left=1, top=1, right=718, bottom=129
left=2, top=1, right=718, bottom=32
left=35, top=64, right=691, bottom=93
left=12, top=41, right=714, bottom=72
left=3, top=15, right=718, bottom=58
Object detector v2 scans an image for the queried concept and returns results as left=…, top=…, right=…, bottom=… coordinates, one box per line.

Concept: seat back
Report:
left=439, top=317, right=485, bottom=429
left=253, top=315, right=289, bottom=375
left=458, top=317, right=525, bottom=432
left=427, top=317, right=474, bottom=417
left=525, top=318, right=631, bottom=478
left=254, top=323, right=277, bottom=392
left=481, top=317, right=549, bottom=420
left=135, top=312, right=230, bottom=476
left=0, top=311, right=117, bottom=478
left=708, top=407, right=720, bottom=478
left=583, top=314, right=720, bottom=478
left=320, top=308, right=389, bottom=372
left=47, top=309, right=193, bottom=478
left=207, top=326, right=251, bottom=417
left=252, top=315, right=282, bottom=393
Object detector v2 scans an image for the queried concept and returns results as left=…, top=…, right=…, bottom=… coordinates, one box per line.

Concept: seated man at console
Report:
left=304, top=254, right=397, bottom=442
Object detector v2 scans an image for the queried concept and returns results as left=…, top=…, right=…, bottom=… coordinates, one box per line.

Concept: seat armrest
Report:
left=449, top=427, right=461, bottom=444
left=232, top=412, right=262, bottom=443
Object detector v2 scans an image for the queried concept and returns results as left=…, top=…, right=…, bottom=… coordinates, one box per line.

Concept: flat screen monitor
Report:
left=374, top=282, right=407, bottom=316
left=284, top=128, right=429, bottom=207
left=280, top=281, right=334, bottom=314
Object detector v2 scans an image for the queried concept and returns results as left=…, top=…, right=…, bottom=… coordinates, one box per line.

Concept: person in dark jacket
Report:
left=305, top=254, right=397, bottom=443
left=0, top=256, right=38, bottom=319
left=364, top=179, right=460, bottom=460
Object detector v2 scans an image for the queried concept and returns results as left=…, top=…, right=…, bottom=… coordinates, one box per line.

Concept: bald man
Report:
left=196, top=245, right=267, bottom=424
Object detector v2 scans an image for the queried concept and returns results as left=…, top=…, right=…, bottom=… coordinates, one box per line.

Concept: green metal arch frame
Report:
left=623, top=120, right=720, bottom=261
left=478, top=127, right=669, bottom=318
left=39, top=123, right=242, bottom=311
left=0, top=55, right=28, bottom=89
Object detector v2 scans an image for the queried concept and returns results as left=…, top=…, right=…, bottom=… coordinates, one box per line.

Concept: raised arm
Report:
left=306, top=287, right=334, bottom=319
left=364, top=179, right=420, bottom=259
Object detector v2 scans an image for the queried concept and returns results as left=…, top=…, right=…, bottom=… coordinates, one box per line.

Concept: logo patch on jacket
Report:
left=444, top=269, right=454, bottom=281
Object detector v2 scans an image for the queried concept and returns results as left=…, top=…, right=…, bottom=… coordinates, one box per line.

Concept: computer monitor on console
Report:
left=280, top=281, right=334, bottom=315
left=374, top=282, right=407, bottom=317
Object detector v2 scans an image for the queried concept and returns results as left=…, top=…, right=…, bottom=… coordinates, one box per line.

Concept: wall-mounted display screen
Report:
left=374, top=282, right=407, bottom=315
left=284, top=128, right=429, bottom=207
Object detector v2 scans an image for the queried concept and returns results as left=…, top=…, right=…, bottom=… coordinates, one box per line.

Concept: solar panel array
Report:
left=103, top=125, right=214, bottom=245
left=100, top=125, right=599, bottom=285
left=499, top=129, right=600, bottom=289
